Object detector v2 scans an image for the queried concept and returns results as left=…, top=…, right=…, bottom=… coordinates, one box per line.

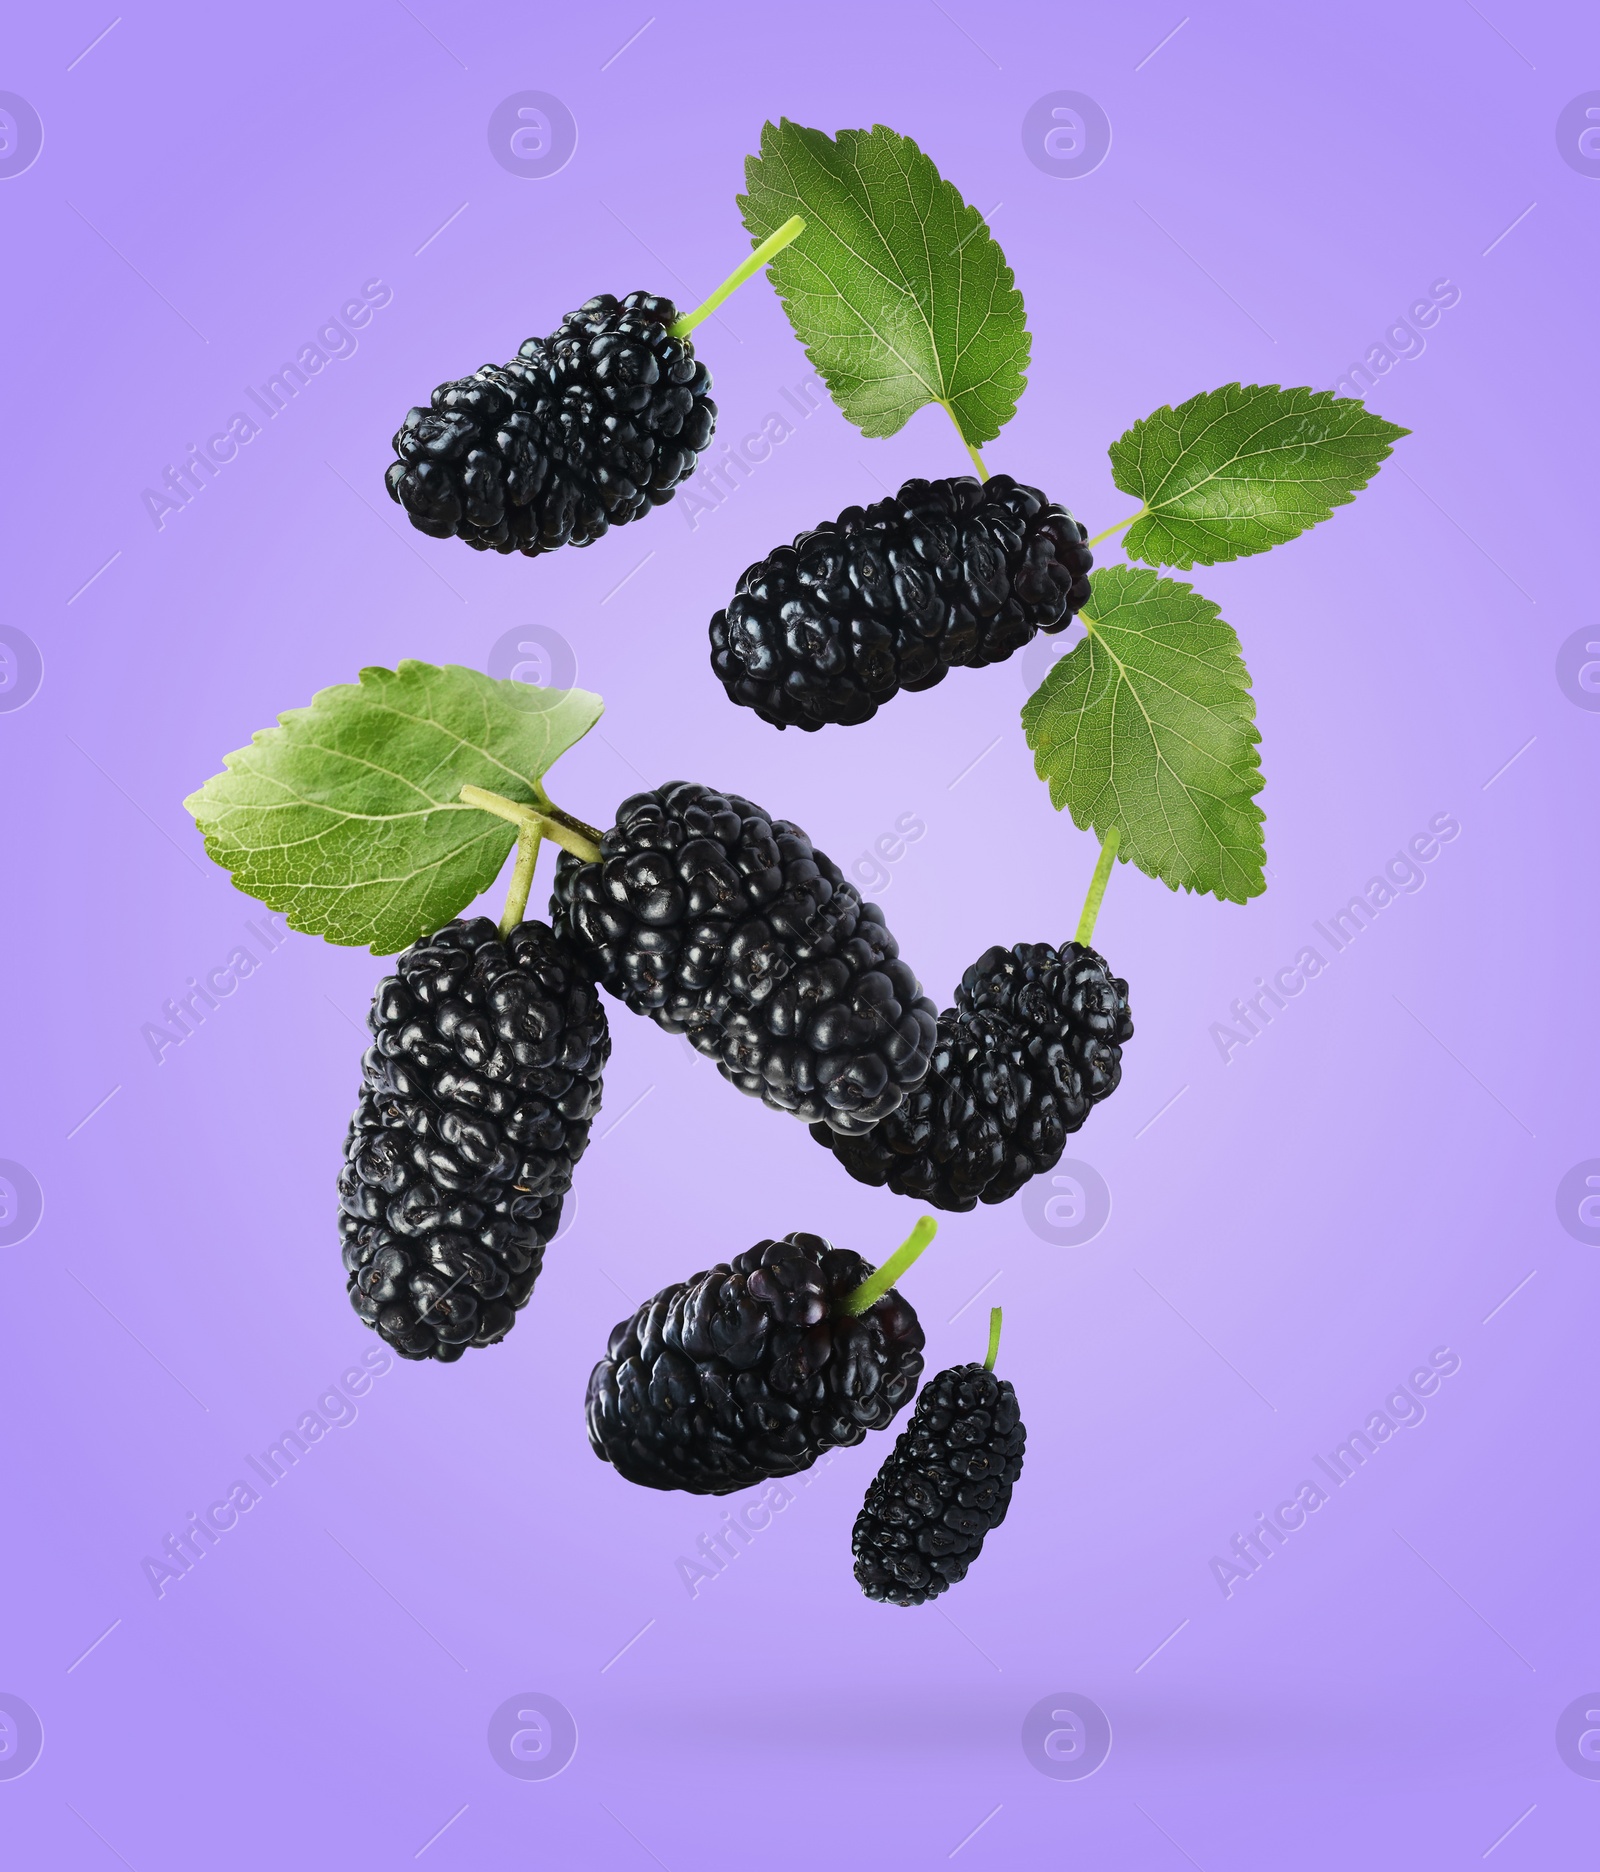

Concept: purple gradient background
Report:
left=3, top=2, right=1596, bottom=1865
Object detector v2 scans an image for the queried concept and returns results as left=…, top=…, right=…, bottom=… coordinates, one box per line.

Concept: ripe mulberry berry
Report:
left=586, top=1224, right=934, bottom=1495
left=550, top=781, right=937, bottom=1135
left=814, top=942, right=1131, bottom=1210
left=853, top=1311, right=1025, bottom=1607
left=384, top=293, right=715, bottom=556
left=338, top=918, right=609, bottom=1361
left=709, top=474, right=1093, bottom=730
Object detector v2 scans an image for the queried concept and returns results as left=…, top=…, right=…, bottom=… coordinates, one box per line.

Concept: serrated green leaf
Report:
left=183, top=662, right=602, bottom=953
left=1022, top=566, right=1265, bottom=904
left=738, top=119, right=1029, bottom=447
left=1110, top=383, right=1408, bottom=569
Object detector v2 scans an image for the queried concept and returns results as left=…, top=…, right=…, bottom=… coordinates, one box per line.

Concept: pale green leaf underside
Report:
left=183, top=662, right=602, bottom=953
left=738, top=119, right=1029, bottom=446
left=1112, top=383, right=1408, bottom=569
left=1023, top=566, right=1265, bottom=904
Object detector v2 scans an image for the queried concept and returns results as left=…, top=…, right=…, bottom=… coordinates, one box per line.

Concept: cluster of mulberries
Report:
left=814, top=941, right=1132, bottom=1210
left=585, top=1231, right=925, bottom=1494
left=385, top=293, right=715, bottom=555
left=709, top=475, right=1093, bottom=730
left=852, top=1360, right=1026, bottom=1606
left=358, top=256, right=1105, bottom=1618
left=338, top=918, right=609, bottom=1361
left=551, top=781, right=937, bottom=1135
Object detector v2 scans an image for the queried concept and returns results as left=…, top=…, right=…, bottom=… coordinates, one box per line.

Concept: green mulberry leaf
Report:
left=183, top=662, right=602, bottom=954
left=1111, top=383, right=1408, bottom=569
left=738, top=118, right=1029, bottom=447
left=1023, top=566, right=1265, bottom=904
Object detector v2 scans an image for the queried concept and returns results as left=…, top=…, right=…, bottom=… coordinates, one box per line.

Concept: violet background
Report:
left=2, top=1, right=1597, bottom=1864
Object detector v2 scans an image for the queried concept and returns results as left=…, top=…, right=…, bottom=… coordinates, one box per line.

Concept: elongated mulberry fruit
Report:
left=384, top=293, right=715, bottom=556
left=709, top=474, right=1093, bottom=730
left=338, top=918, right=609, bottom=1361
left=551, top=781, right=937, bottom=1135
left=853, top=1312, right=1025, bottom=1607
left=814, top=941, right=1131, bottom=1210
left=587, top=1226, right=931, bottom=1495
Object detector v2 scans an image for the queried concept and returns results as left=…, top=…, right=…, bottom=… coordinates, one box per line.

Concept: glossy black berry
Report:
left=709, top=474, right=1093, bottom=730
left=815, top=942, right=1132, bottom=1210
left=586, top=1231, right=925, bottom=1495
left=337, top=918, right=609, bottom=1361
left=853, top=1361, right=1026, bottom=1605
left=550, top=781, right=938, bottom=1136
left=384, top=292, right=715, bottom=556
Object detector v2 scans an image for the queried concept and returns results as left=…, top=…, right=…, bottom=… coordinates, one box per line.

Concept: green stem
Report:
left=498, top=827, right=541, bottom=936
left=984, top=1306, right=1003, bottom=1372
left=836, top=1216, right=938, bottom=1318
left=458, top=785, right=603, bottom=863
left=526, top=784, right=606, bottom=852
left=940, top=402, right=990, bottom=480
left=1074, top=826, right=1121, bottom=947
left=669, top=215, right=806, bottom=338
left=1085, top=506, right=1146, bottom=548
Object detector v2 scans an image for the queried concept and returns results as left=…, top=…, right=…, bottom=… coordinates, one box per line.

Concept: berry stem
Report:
left=984, top=1305, right=1003, bottom=1372
left=458, top=785, right=603, bottom=863
left=1074, top=826, right=1121, bottom=947
left=498, top=825, right=541, bottom=936
left=940, top=401, right=991, bottom=480
left=670, top=215, right=807, bottom=339
left=527, top=784, right=607, bottom=851
left=1085, top=506, right=1146, bottom=548
left=836, top=1216, right=938, bottom=1317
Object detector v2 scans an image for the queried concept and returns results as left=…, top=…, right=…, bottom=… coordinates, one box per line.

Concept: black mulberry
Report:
left=551, top=781, right=937, bottom=1135
left=852, top=1344, right=1025, bottom=1607
left=586, top=1227, right=929, bottom=1495
left=814, top=941, right=1131, bottom=1210
left=709, top=474, right=1093, bottom=730
left=384, top=292, right=715, bottom=556
left=338, top=918, right=609, bottom=1361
